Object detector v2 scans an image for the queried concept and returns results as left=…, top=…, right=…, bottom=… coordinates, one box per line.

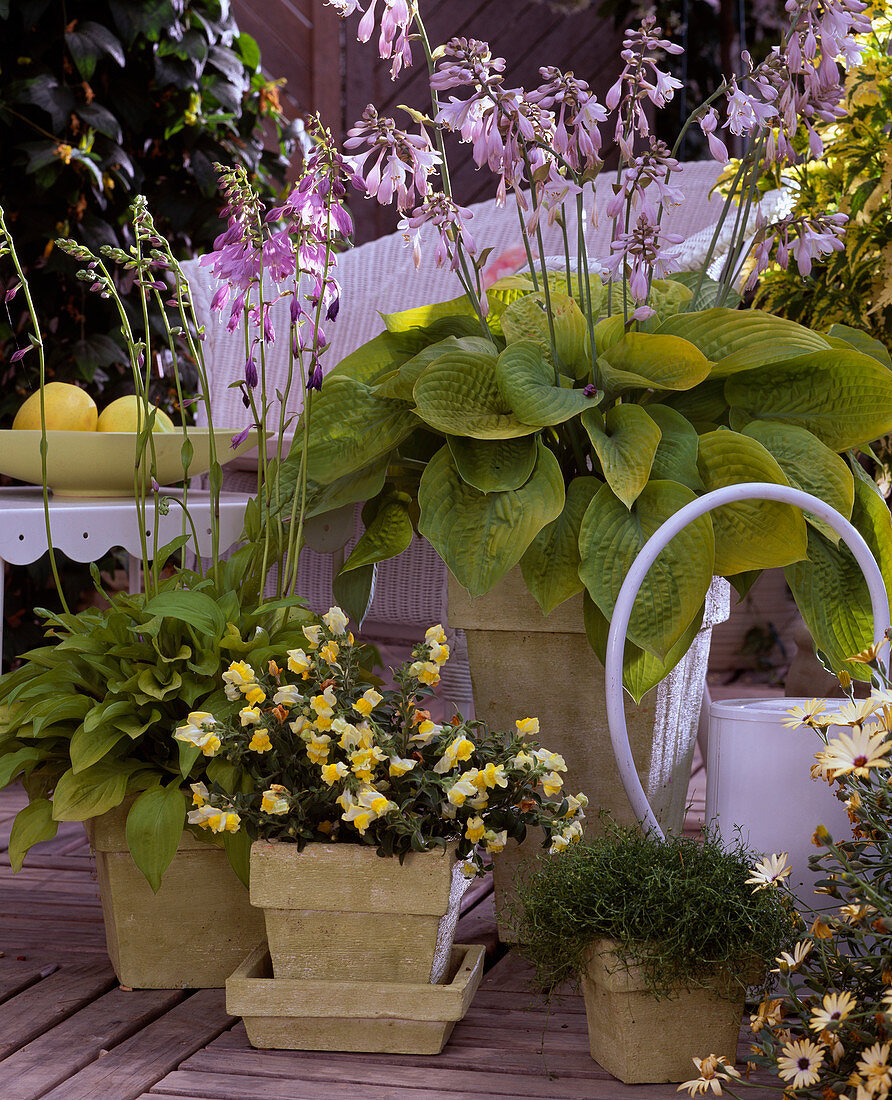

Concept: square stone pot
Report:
left=249, top=839, right=460, bottom=983
left=86, top=805, right=265, bottom=989
left=580, top=938, right=744, bottom=1084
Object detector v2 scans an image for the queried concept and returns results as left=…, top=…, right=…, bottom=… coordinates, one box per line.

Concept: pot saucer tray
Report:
left=226, top=942, right=485, bottom=1054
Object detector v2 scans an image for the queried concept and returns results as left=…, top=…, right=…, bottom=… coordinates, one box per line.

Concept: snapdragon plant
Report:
left=288, top=0, right=892, bottom=700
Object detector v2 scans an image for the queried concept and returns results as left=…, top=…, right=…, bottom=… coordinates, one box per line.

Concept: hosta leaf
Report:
left=598, top=333, right=712, bottom=393
left=447, top=435, right=538, bottom=493
left=500, top=291, right=589, bottom=378
left=646, top=404, right=705, bottom=492
left=413, top=349, right=537, bottom=439
left=666, top=271, right=738, bottom=310
left=52, top=761, right=135, bottom=821
left=496, top=339, right=601, bottom=427
left=825, top=323, right=892, bottom=368
left=661, top=378, right=729, bottom=431
left=419, top=441, right=565, bottom=596
left=70, top=723, right=127, bottom=773
left=742, top=421, right=854, bottom=543
left=327, top=328, right=431, bottom=386
left=8, top=799, right=57, bottom=873
left=656, top=308, right=831, bottom=376
left=141, top=591, right=226, bottom=638
left=375, top=336, right=497, bottom=402
left=381, top=296, right=477, bottom=332
left=305, top=376, right=418, bottom=482
left=724, top=349, right=892, bottom=452
left=578, top=480, right=714, bottom=658
left=697, top=430, right=807, bottom=574
left=486, top=275, right=536, bottom=334
left=332, top=563, right=376, bottom=627
left=785, top=467, right=892, bottom=682
left=581, top=404, right=662, bottom=509
left=583, top=592, right=705, bottom=703
left=340, top=497, right=414, bottom=573
left=649, top=277, right=695, bottom=319
left=592, top=314, right=625, bottom=359
left=300, top=455, right=390, bottom=520
left=126, top=785, right=186, bottom=893
left=0, top=746, right=40, bottom=788
left=521, top=477, right=600, bottom=614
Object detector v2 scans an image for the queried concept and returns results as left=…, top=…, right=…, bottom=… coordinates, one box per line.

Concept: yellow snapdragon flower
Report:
left=541, top=770, right=564, bottom=797
left=239, top=705, right=262, bottom=727
left=261, top=785, right=289, bottom=814
left=433, top=735, right=475, bottom=774
left=465, top=815, right=486, bottom=842
left=174, top=712, right=220, bottom=756
left=389, top=755, right=417, bottom=777
left=319, top=640, right=340, bottom=665
left=286, top=648, right=311, bottom=676
left=222, top=661, right=256, bottom=699
left=516, top=717, right=539, bottom=736
left=303, top=624, right=323, bottom=649
left=349, top=744, right=386, bottom=780
left=249, top=729, right=273, bottom=753
left=474, top=762, right=508, bottom=790
left=447, top=772, right=480, bottom=806
left=484, top=828, right=507, bottom=853
left=306, top=734, right=332, bottom=765
left=190, top=781, right=209, bottom=807
left=311, top=686, right=337, bottom=721
left=409, top=660, right=440, bottom=685
left=532, top=747, right=567, bottom=772
left=428, top=639, right=449, bottom=666
left=188, top=804, right=241, bottom=833
left=244, top=685, right=266, bottom=706
left=290, top=714, right=313, bottom=737
left=320, top=761, right=349, bottom=786
left=425, top=624, right=447, bottom=647
left=322, top=606, right=349, bottom=634
left=272, top=684, right=302, bottom=707
left=353, top=688, right=383, bottom=717
left=410, top=718, right=441, bottom=745
left=511, top=749, right=536, bottom=769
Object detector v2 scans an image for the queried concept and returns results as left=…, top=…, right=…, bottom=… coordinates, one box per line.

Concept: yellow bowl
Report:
left=0, top=428, right=257, bottom=497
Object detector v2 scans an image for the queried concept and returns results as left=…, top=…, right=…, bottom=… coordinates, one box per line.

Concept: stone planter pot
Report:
left=448, top=567, right=730, bottom=933
left=85, top=804, right=265, bottom=989
left=581, top=939, right=744, bottom=1084
left=249, top=840, right=463, bottom=985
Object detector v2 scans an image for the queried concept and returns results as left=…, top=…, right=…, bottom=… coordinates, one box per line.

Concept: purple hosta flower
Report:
left=231, top=426, right=252, bottom=450
left=606, top=16, right=683, bottom=158
left=244, top=353, right=258, bottom=389
left=307, top=359, right=325, bottom=391
left=530, top=164, right=584, bottom=233
left=262, top=229, right=297, bottom=283
left=10, top=345, right=32, bottom=362
left=698, top=108, right=730, bottom=164
left=325, top=0, right=415, bottom=77
left=4, top=283, right=21, bottom=303
left=746, top=210, right=847, bottom=290
left=399, top=193, right=476, bottom=272
left=605, top=140, right=683, bottom=223
left=528, top=67, right=607, bottom=173
left=582, top=384, right=598, bottom=397
left=606, top=213, right=684, bottom=302
left=430, top=38, right=506, bottom=92
left=345, top=105, right=440, bottom=211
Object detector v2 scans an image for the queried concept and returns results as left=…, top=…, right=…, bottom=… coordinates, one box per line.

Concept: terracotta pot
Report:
left=85, top=804, right=265, bottom=989
left=249, top=840, right=462, bottom=984
left=448, top=567, right=729, bottom=935
left=581, top=939, right=744, bottom=1084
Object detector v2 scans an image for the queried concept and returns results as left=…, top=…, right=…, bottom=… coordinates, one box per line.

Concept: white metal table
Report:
left=0, top=487, right=251, bottom=667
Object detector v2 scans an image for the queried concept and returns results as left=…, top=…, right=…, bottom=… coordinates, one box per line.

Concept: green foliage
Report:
left=0, top=0, right=298, bottom=424
left=752, top=13, right=892, bottom=348
left=299, top=281, right=892, bottom=698
left=508, top=821, right=796, bottom=1000
left=0, top=569, right=315, bottom=887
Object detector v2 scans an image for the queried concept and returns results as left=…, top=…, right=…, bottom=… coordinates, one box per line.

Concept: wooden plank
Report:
left=0, top=960, right=57, bottom=1005
left=0, top=960, right=117, bottom=1058
left=311, top=0, right=342, bottom=134
left=0, top=987, right=185, bottom=1099
left=38, top=990, right=235, bottom=1100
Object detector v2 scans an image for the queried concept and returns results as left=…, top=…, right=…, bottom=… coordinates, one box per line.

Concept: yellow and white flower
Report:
left=189, top=781, right=209, bottom=807
left=286, top=648, right=311, bottom=676
left=425, top=624, right=448, bottom=647
left=239, top=705, right=263, bottom=727
left=746, top=852, right=792, bottom=890
left=187, top=803, right=241, bottom=833
left=319, top=640, right=340, bottom=665
left=272, top=684, right=302, bottom=707
left=483, top=828, right=507, bottom=853
left=311, top=686, right=337, bottom=721
left=447, top=772, right=480, bottom=806
left=511, top=749, right=536, bottom=770
left=773, top=940, right=814, bottom=974
left=782, top=698, right=827, bottom=728
left=409, top=659, right=440, bottom=685
left=549, top=819, right=583, bottom=853
left=678, top=1055, right=740, bottom=1097
left=349, top=744, right=387, bottom=780
left=777, top=1038, right=824, bottom=1090
left=433, top=735, right=475, bottom=774
left=174, top=712, right=220, bottom=756
left=465, top=815, right=486, bottom=842
left=353, top=688, right=383, bottom=717
left=260, top=785, right=290, bottom=814
left=749, top=998, right=784, bottom=1033
left=541, top=770, right=564, bottom=797
left=320, top=761, right=349, bottom=786
left=428, top=639, right=449, bottom=666
left=820, top=725, right=891, bottom=779
left=810, top=991, right=856, bottom=1032
left=856, top=1041, right=892, bottom=1096
left=389, top=755, right=417, bottom=777
left=323, top=606, right=349, bottom=635
left=290, top=714, right=313, bottom=737
left=410, top=718, right=442, bottom=745
left=516, top=717, right=540, bottom=736
left=306, top=734, right=332, bottom=766
left=249, top=729, right=273, bottom=753
left=302, top=624, right=323, bottom=649
left=564, top=792, right=588, bottom=818
left=532, top=747, right=567, bottom=772
left=222, top=660, right=256, bottom=700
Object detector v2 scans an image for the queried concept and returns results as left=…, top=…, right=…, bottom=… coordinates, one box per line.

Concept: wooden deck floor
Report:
left=0, top=783, right=781, bottom=1100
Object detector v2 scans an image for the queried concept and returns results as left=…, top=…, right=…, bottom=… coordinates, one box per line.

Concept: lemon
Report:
left=12, top=382, right=99, bottom=431
left=97, top=396, right=175, bottom=433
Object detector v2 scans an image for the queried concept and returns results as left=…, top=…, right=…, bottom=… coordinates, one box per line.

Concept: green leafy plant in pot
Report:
left=0, top=133, right=355, bottom=986
left=508, top=822, right=797, bottom=1085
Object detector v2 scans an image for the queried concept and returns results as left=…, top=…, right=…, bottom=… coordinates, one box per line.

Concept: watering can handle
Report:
left=605, top=482, right=891, bottom=839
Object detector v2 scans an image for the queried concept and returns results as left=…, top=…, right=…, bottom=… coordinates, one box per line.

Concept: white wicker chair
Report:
left=183, top=163, right=736, bottom=717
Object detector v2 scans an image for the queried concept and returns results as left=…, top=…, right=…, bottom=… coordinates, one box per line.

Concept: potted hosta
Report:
left=285, top=1, right=892, bottom=924
left=509, top=822, right=796, bottom=1085
left=184, top=607, right=587, bottom=987
left=0, top=131, right=354, bottom=986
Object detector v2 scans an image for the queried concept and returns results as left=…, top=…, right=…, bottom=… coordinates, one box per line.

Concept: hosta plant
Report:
left=181, top=607, right=588, bottom=876
left=287, top=0, right=892, bottom=700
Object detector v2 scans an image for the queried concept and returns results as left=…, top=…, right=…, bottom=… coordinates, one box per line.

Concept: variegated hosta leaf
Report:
left=326, top=328, right=432, bottom=386
left=725, top=349, right=892, bottom=452
left=381, top=295, right=477, bottom=332
left=583, top=592, right=705, bottom=704
left=578, top=479, right=714, bottom=658
left=697, top=430, right=807, bottom=574
left=785, top=465, right=892, bottom=682
left=305, top=376, right=418, bottom=483
left=520, top=476, right=600, bottom=614
left=591, top=314, right=625, bottom=359
left=826, top=323, right=892, bottom=368
left=495, top=339, right=601, bottom=427
left=742, top=421, right=854, bottom=544
left=598, top=333, right=712, bottom=393
left=485, top=275, right=536, bottom=335
left=339, top=496, right=414, bottom=574
left=375, top=336, right=498, bottom=402
left=418, top=440, right=565, bottom=596
left=500, top=291, right=589, bottom=378
left=581, top=404, right=662, bottom=509
left=645, top=404, right=705, bottom=492
left=412, top=349, right=537, bottom=439
left=655, top=308, right=831, bottom=377
left=447, top=434, right=539, bottom=493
